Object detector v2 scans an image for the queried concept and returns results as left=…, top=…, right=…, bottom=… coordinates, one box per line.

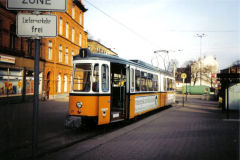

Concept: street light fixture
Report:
left=196, top=33, right=207, bottom=86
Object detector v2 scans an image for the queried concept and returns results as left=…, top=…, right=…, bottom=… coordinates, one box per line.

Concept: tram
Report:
left=65, top=48, right=175, bottom=127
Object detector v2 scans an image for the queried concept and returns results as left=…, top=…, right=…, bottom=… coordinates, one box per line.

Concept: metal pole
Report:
left=196, top=33, right=207, bottom=86
left=33, top=38, right=40, bottom=159
left=227, top=85, right=229, bottom=119
left=186, top=83, right=187, bottom=101
left=199, top=37, right=202, bottom=86
left=182, top=79, right=185, bottom=107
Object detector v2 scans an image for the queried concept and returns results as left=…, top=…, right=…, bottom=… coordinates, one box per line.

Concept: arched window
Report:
left=65, top=47, right=68, bottom=64
left=58, top=74, right=61, bottom=93
left=64, top=75, right=67, bottom=92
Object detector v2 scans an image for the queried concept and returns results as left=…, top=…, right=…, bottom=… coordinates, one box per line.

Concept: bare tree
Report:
left=232, top=60, right=240, bottom=66
left=182, top=60, right=195, bottom=68
left=202, top=65, right=218, bottom=87
left=190, top=62, right=200, bottom=86
left=167, top=59, right=179, bottom=73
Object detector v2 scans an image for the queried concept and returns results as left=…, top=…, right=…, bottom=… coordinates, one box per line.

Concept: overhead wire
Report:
left=84, top=0, right=159, bottom=48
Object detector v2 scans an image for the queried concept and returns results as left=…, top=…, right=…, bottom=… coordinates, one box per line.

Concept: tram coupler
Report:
left=65, top=116, right=82, bottom=129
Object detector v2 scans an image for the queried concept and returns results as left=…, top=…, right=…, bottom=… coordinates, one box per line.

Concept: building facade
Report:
left=191, top=56, right=219, bottom=87
left=88, top=39, right=118, bottom=56
left=42, top=0, right=88, bottom=99
left=0, top=1, right=45, bottom=101
left=0, top=0, right=88, bottom=101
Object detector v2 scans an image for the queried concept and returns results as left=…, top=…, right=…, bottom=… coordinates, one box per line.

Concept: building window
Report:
left=72, top=6, right=75, bottom=19
left=65, top=47, right=68, bottom=64
left=72, top=28, right=75, bottom=42
left=48, top=41, right=52, bottom=60
left=59, top=45, right=62, bottom=62
left=79, top=33, right=82, bottom=46
left=64, top=75, right=67, bottom=92
left=79, top=13, right=82, bottom=25
left=0, top=68, right=23, bottom=96
left=10, top=24, right=17, bottom=49
left=59, top=18, right=63, bottom=35
left=71, top=50, right=74, bottom=65
left=66, top=22, right=69, bottom=38
left=57, top=74, right=61, bottom=93
left=0, top=20, right=2, bottom=46
left=27, top=39, right=33, bottom=57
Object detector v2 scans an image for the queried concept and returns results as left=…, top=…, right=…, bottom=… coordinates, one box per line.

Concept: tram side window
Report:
left=141, top=72, right=147, bottom=91
left=147, top=73, right=153, bottom=91
left=102, top=64, right=109, bottom=92
left=92, top=64, right=99, bottom=92
left=163, top=77, right=167, bottom=91
left=73, top=63, right=91, bottom=92
left=130, top=68, right=134, bottom=92
left=167, top=78, right=175, bottom=91
left=135, top=70, right=141, bottom=92
left=153, top=75, right=158, bottom=91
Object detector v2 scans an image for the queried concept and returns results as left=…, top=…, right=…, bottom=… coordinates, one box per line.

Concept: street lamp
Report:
left=196, top=33, right=207, bottom=86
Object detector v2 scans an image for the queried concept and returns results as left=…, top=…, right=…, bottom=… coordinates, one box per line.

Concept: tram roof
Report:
left=74, top=48, right=172, bottom=76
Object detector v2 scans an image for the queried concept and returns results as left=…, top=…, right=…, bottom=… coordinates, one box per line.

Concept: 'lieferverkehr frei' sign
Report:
left=17, top=13, right=58, bottom=37
left=7, top=0, right=67, bottom=12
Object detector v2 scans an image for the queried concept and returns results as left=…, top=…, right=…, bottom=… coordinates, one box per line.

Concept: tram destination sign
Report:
left=17, top=13, right=58, bottom=37
left=7, top=0, right=67, bottom=12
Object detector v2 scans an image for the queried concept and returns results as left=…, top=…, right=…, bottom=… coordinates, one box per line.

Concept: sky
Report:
left=83, top=0, right=239, bottom=70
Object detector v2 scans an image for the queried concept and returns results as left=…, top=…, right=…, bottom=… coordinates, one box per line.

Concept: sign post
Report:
left=33, top=38, right=40, bottom=159
left=6, top=0, right=66, bottom=159
left=181, top=73, right=187, bottom=107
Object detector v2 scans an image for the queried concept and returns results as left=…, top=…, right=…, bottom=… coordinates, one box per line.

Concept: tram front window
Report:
left=73, top=63, right=91, bottom=92
left=92, top=64, right=99, bottom=92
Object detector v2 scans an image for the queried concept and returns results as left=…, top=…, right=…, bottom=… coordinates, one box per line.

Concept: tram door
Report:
left=110, top=63, right=128, bottom=122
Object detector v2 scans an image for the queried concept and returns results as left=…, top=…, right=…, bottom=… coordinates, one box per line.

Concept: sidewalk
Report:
left=1, top=94, right=239, bottom=160
left=41, top=94, right=239, bottom=160
left=0, top=97, right=70, bottom=160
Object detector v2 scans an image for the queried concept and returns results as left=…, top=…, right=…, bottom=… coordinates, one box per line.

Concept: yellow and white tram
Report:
left=65, top=48, right=175, bottom=127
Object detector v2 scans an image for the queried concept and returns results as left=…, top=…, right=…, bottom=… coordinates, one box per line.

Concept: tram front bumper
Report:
left=65, top=116, right=82, bottom=129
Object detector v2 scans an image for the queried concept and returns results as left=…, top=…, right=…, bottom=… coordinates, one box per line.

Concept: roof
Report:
left=87, top=39, right=118, bottom=56
left=73, top=0, right=88, bottom=12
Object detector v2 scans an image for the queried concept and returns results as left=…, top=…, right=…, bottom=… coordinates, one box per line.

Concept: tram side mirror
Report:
left=79, top=48, right=91, bottom=58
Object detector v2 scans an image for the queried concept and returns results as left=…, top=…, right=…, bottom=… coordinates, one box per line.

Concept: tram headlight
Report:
left=76, top=102, right=82, bottom=108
